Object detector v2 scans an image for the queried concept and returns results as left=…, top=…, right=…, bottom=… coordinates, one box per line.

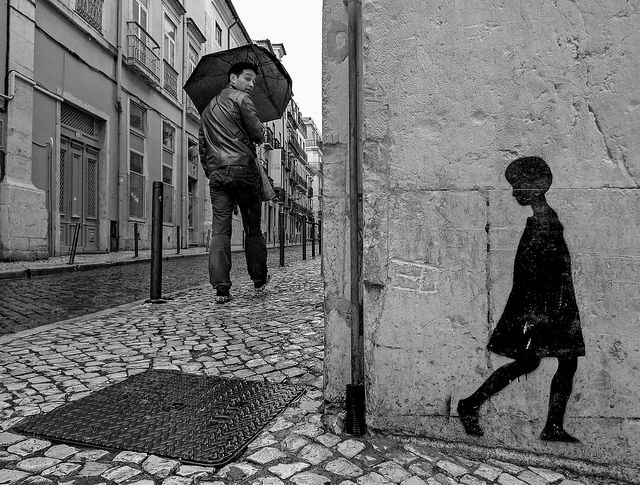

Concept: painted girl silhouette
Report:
left=458, top=156, right=585, bottom=442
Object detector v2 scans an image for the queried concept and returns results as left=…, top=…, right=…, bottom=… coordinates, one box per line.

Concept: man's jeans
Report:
left=208, top=166, right=267, bottom=292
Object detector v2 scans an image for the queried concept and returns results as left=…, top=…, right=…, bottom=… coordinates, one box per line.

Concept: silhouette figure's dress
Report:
left=487, top=210, right=585, bottom=359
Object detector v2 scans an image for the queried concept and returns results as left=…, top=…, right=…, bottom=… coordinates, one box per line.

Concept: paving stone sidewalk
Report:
left=0, top=258, right=624, bottom=485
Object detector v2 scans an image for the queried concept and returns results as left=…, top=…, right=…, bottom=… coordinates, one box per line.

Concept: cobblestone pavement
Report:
left=0, top=258, right=624, bottom=485
left=0, top=246, right=307, bottom=336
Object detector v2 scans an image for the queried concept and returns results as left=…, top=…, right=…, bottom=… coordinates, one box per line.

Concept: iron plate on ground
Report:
left=13, top=369, right=304, bottom=467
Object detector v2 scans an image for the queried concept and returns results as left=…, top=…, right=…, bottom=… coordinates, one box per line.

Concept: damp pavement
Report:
left=0, top=244, right=293, bottom=335
left=0, top=253, right=624, bottom=485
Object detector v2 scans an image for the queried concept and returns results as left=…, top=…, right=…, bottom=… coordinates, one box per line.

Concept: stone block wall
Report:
left=323, top=0, right=640, bottom=471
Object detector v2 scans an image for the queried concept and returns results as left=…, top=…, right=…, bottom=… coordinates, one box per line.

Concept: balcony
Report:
left=75, top=0, right=103, bottom=32
left=283, top=152, right=292, bottom=171
left=125, top=21, right=161, bottom=87
left=186, top=97, right=199, bottom=121
left=287, top=111, right=300, bottom=132
left=164, top=61, right=178, bottom=99
left=297, top=114, right=307, bottom=137
left=306, top=139, right=323, bottom=151
left=288, top=134, right=303, bottom=157
left=292, top=173, right=307, bottom=190
left=264, top=127, right=274, bottom=149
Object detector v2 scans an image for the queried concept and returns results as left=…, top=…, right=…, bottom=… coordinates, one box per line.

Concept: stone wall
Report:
left=323, top=0, right=640, bottom=471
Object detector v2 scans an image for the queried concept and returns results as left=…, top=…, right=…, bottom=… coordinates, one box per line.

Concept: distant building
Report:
left=0, top=0, right=310, bottom=261
left=304, top=116, right=323, bottom=231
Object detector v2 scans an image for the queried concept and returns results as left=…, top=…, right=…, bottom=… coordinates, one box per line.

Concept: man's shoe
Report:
left=215, top=288, right=231, bottom=304
left=254, top=274, right=271, bottom=293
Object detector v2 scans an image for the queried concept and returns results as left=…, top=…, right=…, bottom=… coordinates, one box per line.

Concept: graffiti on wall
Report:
left=458, top=156, right=585, bottom=443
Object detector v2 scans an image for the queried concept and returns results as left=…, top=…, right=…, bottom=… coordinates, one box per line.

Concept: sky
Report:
left=232, top=0, right=323, bottom=130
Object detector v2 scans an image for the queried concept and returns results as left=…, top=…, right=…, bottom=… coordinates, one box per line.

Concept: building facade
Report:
left=304, top=116, right=323, bottom=241
left=324, top=0, right=640, bottom=476
left=0, top=0, right=314, bottom=261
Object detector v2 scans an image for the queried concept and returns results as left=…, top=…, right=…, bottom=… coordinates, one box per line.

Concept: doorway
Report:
left=59, top=136, right=100, bottom=253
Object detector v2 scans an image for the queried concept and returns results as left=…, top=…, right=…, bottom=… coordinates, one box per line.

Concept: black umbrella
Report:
left=184, top=43, right=293, bottom=123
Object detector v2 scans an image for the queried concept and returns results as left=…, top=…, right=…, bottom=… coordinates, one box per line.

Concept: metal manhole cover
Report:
left=13, top=369, right=304, bottom=467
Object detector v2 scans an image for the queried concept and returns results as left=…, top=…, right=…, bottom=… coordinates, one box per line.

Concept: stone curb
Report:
left=0, top=244, right=304, bottom=280
left=0, top=251, right=208, bottom=281
left=399, top=436, right=640, bottom=485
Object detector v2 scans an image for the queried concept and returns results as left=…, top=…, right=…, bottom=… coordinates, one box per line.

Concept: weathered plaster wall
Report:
left=322, top=0, right=353, bottom=403
left=324, top=0, right=640, bottom=471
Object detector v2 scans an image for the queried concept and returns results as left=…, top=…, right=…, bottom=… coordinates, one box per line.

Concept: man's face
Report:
left=230, top=69, right=257, bottom=94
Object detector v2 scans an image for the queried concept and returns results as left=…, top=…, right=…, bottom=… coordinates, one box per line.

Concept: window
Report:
left=163, top=15, right=176, bottom=67
left=76, top=0, right=104, bottom=32
left=215, top=22, right=223, bottom=46
left=132, top=0, right=148, bottom=30
left=129, top=103, right=147, bottom=219
left=162, top=14, right=178, bottom=98
left=188, top=46, right=198, bottom=76
left=162, top=122, right=175, bottom=224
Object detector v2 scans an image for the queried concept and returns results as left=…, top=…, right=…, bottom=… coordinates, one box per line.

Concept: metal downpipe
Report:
left=344, top=0, right=366, bottom=436
left=116, top=0, right=126, bottom=251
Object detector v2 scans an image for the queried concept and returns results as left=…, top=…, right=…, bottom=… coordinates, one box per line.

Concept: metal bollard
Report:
left=176, top=225, right=180, bottom=254
left=134, top=223, right=139, bottom=258
left=302, top=216, right=307, bottom=261
left=146, top=181, right=166, bottom=303
left=279, top=211, right=285, bottom=267
left=68, top=222, right=82, bottom=264
left=311, top=221, right=316, bottom=259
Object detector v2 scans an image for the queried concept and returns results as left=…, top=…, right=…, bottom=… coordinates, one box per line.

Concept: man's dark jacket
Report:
left=198, top=85, right=264, bottom=181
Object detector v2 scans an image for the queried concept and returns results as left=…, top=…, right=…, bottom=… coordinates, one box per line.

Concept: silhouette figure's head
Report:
left=505, top=156, right=553, bottom=206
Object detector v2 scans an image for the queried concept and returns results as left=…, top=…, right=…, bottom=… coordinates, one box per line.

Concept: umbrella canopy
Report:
left=184, top=44, right=293, bottom=123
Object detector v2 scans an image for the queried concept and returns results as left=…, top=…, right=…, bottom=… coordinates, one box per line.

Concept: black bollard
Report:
left=176, top=225, right=180, bottom=254
left=318, top=222, right=322, bottom=256
left=302, top=216, right=307, bottom=261
left=146, top=181, right=166, bottom=303
left=134, top=223, right=139, bottom=258
left=68, top=222, right=82, bottom=264
left=311, top=221, right=316, bottom=259
left=279, top=210, right=285, bottom=267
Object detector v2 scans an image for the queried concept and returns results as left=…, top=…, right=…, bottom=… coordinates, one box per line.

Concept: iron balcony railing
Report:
left=125, top=21, right=161, bottom=87
left=75, top=0, right=103, bottom=31
left=288, top=133, right=302, bottom=156
left=297, top=114, right=307, bottom=137
left=264, top=127, right=274, bottom=148
left=163, top=61, right=178, bottom=98
left=287, top=111, right=300, bottom=131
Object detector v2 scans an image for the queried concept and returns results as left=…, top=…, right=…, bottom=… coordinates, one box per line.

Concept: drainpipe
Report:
left=181, top=16, right=188, bottom=249
left=116, top=0, right=126, bottom=251
left=1, top=0, right=10, bottom=108
left=344, top=0, right=366, bottom=436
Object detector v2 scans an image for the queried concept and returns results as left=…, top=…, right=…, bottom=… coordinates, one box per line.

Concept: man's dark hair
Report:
left=228, top=62, right=259, bottom=82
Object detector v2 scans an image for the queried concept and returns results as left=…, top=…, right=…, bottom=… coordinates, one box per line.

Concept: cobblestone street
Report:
left=0, top=247, right=302, bottom=336
left=0, top=256, right=624, bottom=485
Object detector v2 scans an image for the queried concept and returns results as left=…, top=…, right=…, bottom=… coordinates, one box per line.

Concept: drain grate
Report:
left=13, top=369, right=304, bottom=467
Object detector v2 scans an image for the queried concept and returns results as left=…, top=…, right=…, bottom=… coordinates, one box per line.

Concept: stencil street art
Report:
left=458, top=156, right=585, bottom=443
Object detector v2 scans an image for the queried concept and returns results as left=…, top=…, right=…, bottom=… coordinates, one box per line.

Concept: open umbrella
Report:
left=184, top=44, right=293, bottom=123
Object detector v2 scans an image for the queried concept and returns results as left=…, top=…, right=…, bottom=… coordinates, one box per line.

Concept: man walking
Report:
left=199, top=61, right=270, bottom=304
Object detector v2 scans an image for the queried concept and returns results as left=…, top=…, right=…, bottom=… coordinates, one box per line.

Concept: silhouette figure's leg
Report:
left=541, top=356, right=580, bottom=442
left=458, top=355, right=540, bottom=436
